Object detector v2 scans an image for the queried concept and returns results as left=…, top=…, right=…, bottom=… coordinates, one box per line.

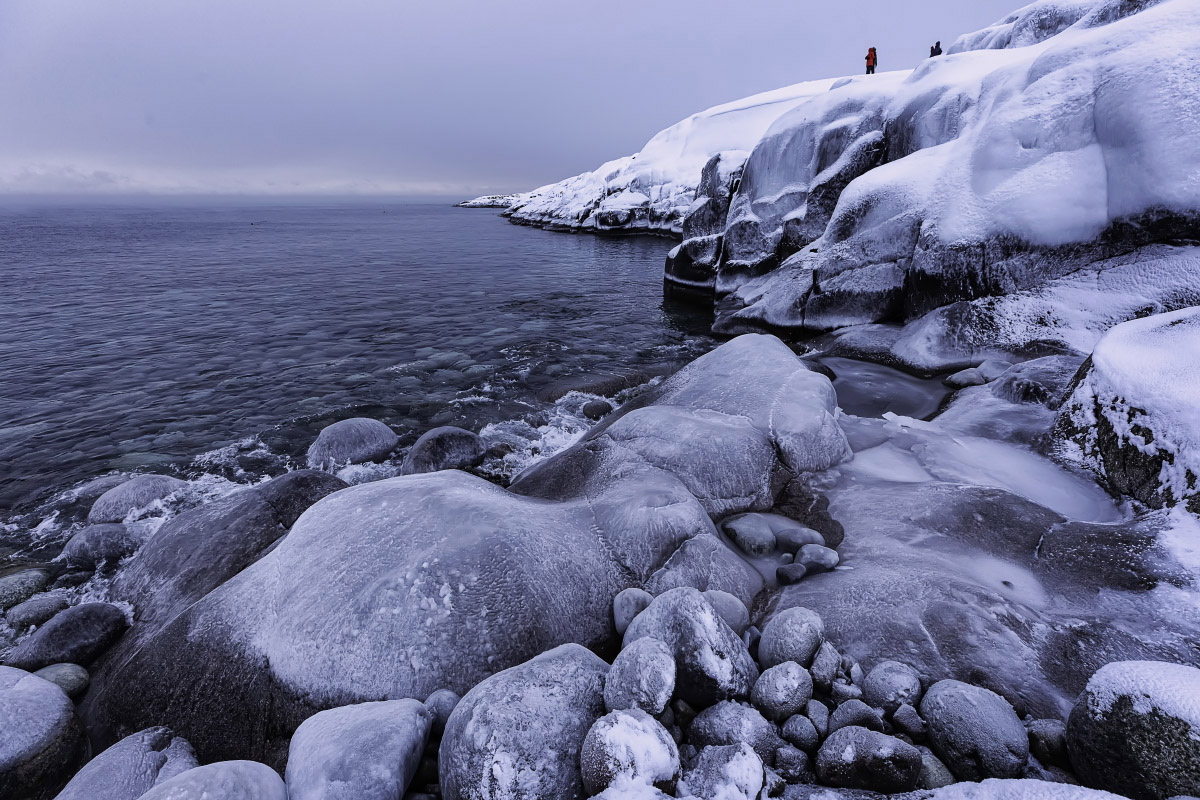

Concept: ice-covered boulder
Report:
left=4, top=602, right=128, bottom=672
left=921, top=680, right=1030, bottom=780
left=400, top=426, right=487, bottom=475
left=677, top=743, right=763, bottom=800
left=815, top=726, right=922, bottom=793
left=440, top=645, right=608, bottom=800
left=306, top=417, right=399, bottom=470
left=0, top=666, right=86, bottom=800
left=284, top=699, right=432, bottom=800
left=757, top=607, right=825, bottom=669
left=136, top=760, right=287, bottom=800
left=861, top=661, right=923, bottom=714
left=1057, top=307, right=1200, bottom=511
left=751, top=662, right=813, bottom=722
left=1067, top=660, right=1200, bottom=799
left=916, top=779, right=1130, bottom=798
left=644, top=534, right=763, bottom=609
left=623, top=588, right=759, bottom=709
left=88, top=474, right=186, bottom=523
left=492, top=80, right=839, bottom=236
left=604, top=637, right=676, bottom=716
left=688, top=701, right=785, bottom=766
left=55, top=727, right=197, bottom=800
left=580, top=709, right=680, bottom=795
left=59, top=523, right=143, bottom=572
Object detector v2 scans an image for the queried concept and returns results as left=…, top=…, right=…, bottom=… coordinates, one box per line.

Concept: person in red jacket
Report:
left=866, top=47, right=878, bottom=74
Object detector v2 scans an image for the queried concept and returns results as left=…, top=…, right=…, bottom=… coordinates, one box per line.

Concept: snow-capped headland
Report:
left=5, top=2, right=1200, bottom=799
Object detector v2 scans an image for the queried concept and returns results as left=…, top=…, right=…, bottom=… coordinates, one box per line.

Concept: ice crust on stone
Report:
left=918, top=779, right=1128, bottom=798
left=1083, top=659, right=1200, bottom=737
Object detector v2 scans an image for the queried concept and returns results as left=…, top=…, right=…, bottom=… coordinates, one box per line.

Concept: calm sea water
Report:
left=0, top=202, right=716, bottom=516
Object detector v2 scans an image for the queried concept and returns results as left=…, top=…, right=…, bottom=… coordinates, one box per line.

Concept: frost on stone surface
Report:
left=1058, top=307, right=1200, bottom=508
left=917, top=778, right=1128, bottom=798
left=1082, top=660, right=1200, bottom=736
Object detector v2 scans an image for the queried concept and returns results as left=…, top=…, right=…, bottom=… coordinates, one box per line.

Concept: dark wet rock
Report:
left=0, top=571, right=49, bottom=611
left=758, top=607, right=824, bottom=669
left=1027, top=718, right=1070, bottom=772
left=401, top=426, right=487, bottom=475
left=772, top=524, right=826, bottom=554
left=723, top=514, right=777, bottom=557
left=776, top=564, right=808, bottom=586
left=832, top=682, right=864, bottom=704
left=915, top=745, right=955, bottom=790
left=285, top=699, right=432, bottom=800
left=5, top=602, right=127, bottom=672
left=810, top=642, right=840, bottom=694
left=424, top=689, right=460, bottom=738
left=50, top=572, right=92, bottom=590
left=678, top=743, right=763, bottom=800
left=625, top=588, right=759, bottom=709
left=1067, top=660, right=1200, bottom=800
left=55, top=726, right=197, bottom=800
left=805, top=700, right=830, bottom=738
left=306, top=417, right=399, bottom=469
left=752, top=662, right=814, bottom=723
left=921, top=679, right=1029, bottom=780
left=583, top=400, right=615, bottom=420
left=32, top=664, right=88, bottom=699
left=945, top=367, right=988, bottom=388
left=704, top=590, right=751, bottom=637
left=892, top=703, right=927, bottom=740
left=782, top=714, right=819, bottom=753
left=815, top=726, right=920, bottom=793
left=581, top=709, right=680, bottom=795
left=774, top=744, right=810, bottom=782
left=109, top=470, right=346, bottom=639
left=88, top=475, right=186, bottom=524
left=5, top=595, right=68, bottom=631
left=613, top=588, right=653, bottom=636
left=862, top=661, right=923, bottom=714
left=689, top=701, right=786, bottom=766
left=0, top=666, right=87, bottom=800
left=59, top=524, right=143, bottom=571
left=795, top=544, right=838, bottom=574
left=605, top=637, right=676, bottom=716
left=991, top=355, right=1084, bottom=408
left=137, top=760, right=287, bottom=800
left=644, top=534, right=764, bottom=609
left=829, top=699, right=885, bottom=735
left=440, top=645, right=608, bottom=800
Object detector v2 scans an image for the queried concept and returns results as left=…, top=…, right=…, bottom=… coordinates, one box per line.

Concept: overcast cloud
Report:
left=0, top=0, right=1020, bottom=197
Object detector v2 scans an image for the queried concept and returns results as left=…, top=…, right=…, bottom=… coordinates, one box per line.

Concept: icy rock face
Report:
left=306, top=417, right=399, bottom=470
left=705, top=0, right=1200, bottom=356
left=948, top=1, right=1101, bottom=53
left=440, top=644, right=608, bottom=800
left=55, top=726, right=198, bottom=800
left=88, top=474, right=186, bottom=523
left=665, top=152, right=749, bottom=297
left=400, top=426, right=487, bottom=475
left=285, top=699, right=432, bottom=800
left=136, top=760, right=288, bottom=800
left=1067, top=660, right=1200, bottom=799
left=496, top=80, right=838, bottom=236
left=623, top=588, right=759, bottom=709
left=1057, top=307, right=1200, bottom=511
left=0, top=666, right=87, bottom=800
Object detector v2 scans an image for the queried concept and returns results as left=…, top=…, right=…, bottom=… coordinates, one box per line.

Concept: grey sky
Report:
left=0, top=0, right=1020, bottom=197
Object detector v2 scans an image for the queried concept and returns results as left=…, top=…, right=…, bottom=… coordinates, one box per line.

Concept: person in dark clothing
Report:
left=930, top=41, right=943, bottom=57
left=866, top=47, right=877, bottom=74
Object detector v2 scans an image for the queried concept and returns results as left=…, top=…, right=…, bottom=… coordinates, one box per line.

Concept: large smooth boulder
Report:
left=921, top=680, right=1029, bottom=780
left=1067, top=660, right=1200, bottom=800
left=55, top=727, right=197, bottom=800
left=306, top=418, right=399, bottom=469
left=0, top=666, right=86, bottom=800
left=59, top=524, right=143, bottom=571
left=623, top=588, right=759, bottom=709
left=136, top=760, right=287, bottom=800
left=5, top=602, right=127, bottom=672
left=580, top=709, right=680, bottom=795
left=401, top=426, right=487, bottom=475
left=88, top=475, right=186, bottom=524
left=815, top=726, right=921, bottom=793
left=285, top=699, right=432, bottom=800
left=440, top=645, right=608, bottom=800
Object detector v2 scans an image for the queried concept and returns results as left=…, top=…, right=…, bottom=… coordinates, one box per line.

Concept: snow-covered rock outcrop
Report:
left=1057, top=307, right=1200, bottom=511
left=466, top=80, right=840, bottom=236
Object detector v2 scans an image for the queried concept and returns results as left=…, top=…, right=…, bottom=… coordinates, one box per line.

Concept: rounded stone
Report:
left=0, top=666, right=87, bottom=800
left=722, top=514, right=777, bottom=557
left=688, top=701, right=785, bottom=766
left=424, top=689, right=460, bottom=738
left=678, top=743, right=763, bottom=800
left=59, top=524, right=142, bottom=572
left=583, top=400, right=615, bottom=420
left=605, top=637, right=676, bottom=716
left=796, top=544, right=839, bottom=573
left=5, top=595, right=69, bottom=631
left=828, top=698, right=884, bottom=735
left=0, top=571, right=50, bottom=611
left=4, top=602, right=129, bottom=672
left=88, top=474, right=187, bottom=524
left=751, top=662, right=813, bottom=723
left=920, top=679, right=1029, bottom=780
left=32, top=664, right=89, bottom=700
left=862, top=661, right=923, bottom=714
left=613, top=588, right=653, bottom=636
left=781, top=714, right=819, bottom=753
left=401, top=426, right=486, bottom=475
left=306, top=417, right=400, bottom=470
left=815, top=726, right=921, bottom=793
left=702, top=590, right=750, bottom=637
left=776, top=563, right=807, bottom=585
left=580, top=709, right=680, bottom=795
left=138, top=760, right=287, bottom=800
left=757, top=606, right=824, bottom=669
